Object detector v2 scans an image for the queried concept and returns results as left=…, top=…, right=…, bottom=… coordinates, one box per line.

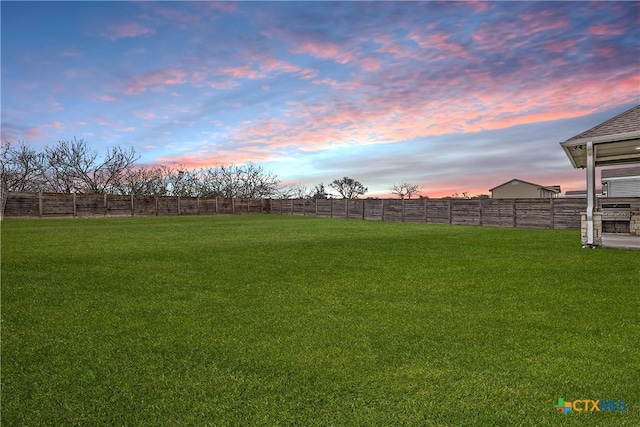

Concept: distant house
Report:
left=601, top=166, right=640, bottom=197
left=564, top=189, right=603, bottom=198
left=489, top=179, right=561, bottom=199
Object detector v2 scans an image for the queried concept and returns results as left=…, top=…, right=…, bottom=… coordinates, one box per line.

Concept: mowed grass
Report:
left=1, top=215, right=638, bottom=426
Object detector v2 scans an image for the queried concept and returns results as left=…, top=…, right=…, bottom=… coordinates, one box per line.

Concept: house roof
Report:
left=601, top=166, right=640, bottom=179
left=489, top=178, right=561, bottom=193
left=560, top=105, right=640, bottom=168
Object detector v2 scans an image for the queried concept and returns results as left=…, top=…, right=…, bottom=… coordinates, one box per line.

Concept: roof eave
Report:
left=560, top=130, right=640, bottom=148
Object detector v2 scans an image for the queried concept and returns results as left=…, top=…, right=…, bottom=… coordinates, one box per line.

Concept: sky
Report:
left=2, top=1, right=639, bottom=198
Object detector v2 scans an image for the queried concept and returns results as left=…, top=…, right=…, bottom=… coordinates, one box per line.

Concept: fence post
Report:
left=550, top=198, right=555, bottom=229
left=38, top=191, right=43, bottom=218
left=177, top=196, right=181, bottom=216
left=381, top=199, right=385, bottom=221
left=402, top=199, right=405, bottom=222
left=330, top=199, right=333, bottom=218
left=512, top=200, right=517, bottom=228
left=155, top=196, right=159, bottom=216
left=362, top=200, right=365, bottom=220
left=345, top=199, right=349, bottom=219
left=131, top=193, right=134, bottom=216
left=424, top=198, right=428, bottom=223
left=316, top=198, right=319, bottom=216
left=478, top=199, right=483, bottom=226
left=73, top=192, right=77, bottom=218
left=104, top=194, right=108, bottom=216
left=448, top=199, right=452, bottom=224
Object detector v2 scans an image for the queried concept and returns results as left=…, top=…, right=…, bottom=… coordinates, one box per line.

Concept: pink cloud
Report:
left=542, top=39, right=576, bottom=53
left=155, top=148, right=277, bottom=170
left=588, top=24, right=625, bottom=36
left=409, top=31, right=474, bottom=62
left=374, top=34, right=416, bottom=58
left=124, top=68, right=188, bottom=94
left=206, top=2, right=238, bottom=13
left=212, top=61, right=639, bottom=163
left=472, top=21, right=523, bottom=51
left=519, top=11, right=569, bottom=36
left=105, top=22, right=156, bottom=41
left=220, top=65, right=261, bottom=80
left=360, top=57, right=382, bottom=72
left=291, top=40, right=355, bottom=64
left=98, top=94, right=117, bottom=102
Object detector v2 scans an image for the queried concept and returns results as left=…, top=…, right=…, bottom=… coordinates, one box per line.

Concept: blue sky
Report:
left=2, top=1, right=638, bottom=197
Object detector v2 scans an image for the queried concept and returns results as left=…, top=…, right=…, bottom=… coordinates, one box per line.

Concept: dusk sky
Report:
left=2, top=1, right=639, bottom=198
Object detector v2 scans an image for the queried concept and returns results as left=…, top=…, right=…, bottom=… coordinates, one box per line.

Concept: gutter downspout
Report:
left=585, top=140, right=595, bottom=246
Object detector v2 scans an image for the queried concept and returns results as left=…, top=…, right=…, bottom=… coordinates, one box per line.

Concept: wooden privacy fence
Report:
left=271, top=197, right=595, bottom=229
left=5, top=191, right=639, bottom=230
left=3, top=192, right=270, bottom=218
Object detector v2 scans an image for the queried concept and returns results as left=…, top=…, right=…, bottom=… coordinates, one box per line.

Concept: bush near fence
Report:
left=5, top=191, right=639, bottom=230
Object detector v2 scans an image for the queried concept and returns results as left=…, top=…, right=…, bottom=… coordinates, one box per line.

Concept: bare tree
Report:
left=117, top=165, right=172, bottom=196
left=167, top=168, right=200, bottom=197
left=237, top=162, right=280, bottom=198
left=1, top=140, right=47, bottom=219
left=190, top=163, right=280, bottom=198
left=287, top=183, right=312, bottom=199
left=44, top=139, right=138, bottom=193
left=1, top=140, right=46, bottom=192
left=311, top=183, right=328, bottom=199
left=390, top=181, right=421, bottom=199
left=329, top=177, right=367, bottom=199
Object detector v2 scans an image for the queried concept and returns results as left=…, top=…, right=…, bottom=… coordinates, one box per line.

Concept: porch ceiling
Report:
left=561, top=132, right=640, bottom=168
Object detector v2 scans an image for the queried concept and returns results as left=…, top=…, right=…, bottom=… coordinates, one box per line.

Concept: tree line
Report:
left=1, top=139, right=423, bottom=199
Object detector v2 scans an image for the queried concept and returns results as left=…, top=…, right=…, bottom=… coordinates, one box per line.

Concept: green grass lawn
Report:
left=1, top=215, right=638, bottom=426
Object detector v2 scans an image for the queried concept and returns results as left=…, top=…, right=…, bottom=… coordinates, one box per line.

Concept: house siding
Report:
left=607, top=178, right=640, bottom=197
left=491, top=180, right=557, bottom=199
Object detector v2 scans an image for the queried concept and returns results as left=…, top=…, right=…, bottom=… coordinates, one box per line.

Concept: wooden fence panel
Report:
left=4, top=192, right=40, bottom=217
left=179, top=197, right=199, bottom=215
left=553, top=198, right=584, bottom=229
left=76, top=194, right=105, bottom=217
left=480, top=199, right=515, bottom=227
left=316, top=199, right=332, bottom=217
left=277, top=199, right=292, bottom=215
left=332, top=199, right=347, bottom=219
left=383, top=200, right=403, bottom=222
left=42, top=193, right=74, bottom=217
left=132, top=196, right=156, bottom=216
left=404, top=200, right=425, bottom=223
left=451, top=200, right=480, bottom=225
left=300, top=199, right=314, bottom=216
left=105, top=194, right=131, bottom=216
left=248, top=198, right=265, bottom=214
left=156, top=197, right=178, bottom=216
left=198, top=198, right=217, bottom=215
left=289, top=199, right=302, bottom=215
left=215, top=198, right=233, bottom=214
left=364, top=199, right=383, bottom=221
left=515, top=199, right=551, bottom=228
left=347, top=200, right=364, bottom=219
left=426, top=200, right=450, bottom=224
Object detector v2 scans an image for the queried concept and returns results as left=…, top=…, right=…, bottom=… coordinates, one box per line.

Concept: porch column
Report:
left=585, top=140, right=595, bottom=246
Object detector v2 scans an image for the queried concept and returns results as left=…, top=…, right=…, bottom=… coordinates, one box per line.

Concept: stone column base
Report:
left=581, top=211, right=602, bottom=247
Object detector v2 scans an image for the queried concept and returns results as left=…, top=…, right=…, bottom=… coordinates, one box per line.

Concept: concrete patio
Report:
left=601, top=233, right=640, bottom=250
